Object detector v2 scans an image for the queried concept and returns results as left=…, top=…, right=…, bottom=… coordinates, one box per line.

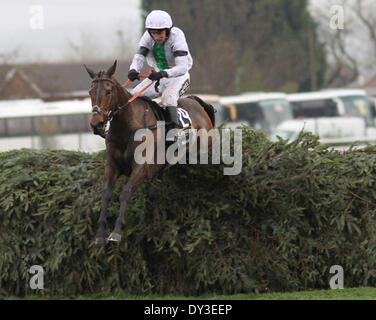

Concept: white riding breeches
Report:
left=129, top=73, right=190, bottom=107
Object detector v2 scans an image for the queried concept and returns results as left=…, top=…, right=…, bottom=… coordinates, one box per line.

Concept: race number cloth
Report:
left=177, top=107, right=192, bottom=129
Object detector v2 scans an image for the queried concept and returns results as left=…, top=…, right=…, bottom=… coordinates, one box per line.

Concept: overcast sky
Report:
left=0, top=0, right=142, bottom=63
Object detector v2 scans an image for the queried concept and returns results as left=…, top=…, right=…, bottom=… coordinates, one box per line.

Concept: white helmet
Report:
left=145, top=10, right=173, bottom=30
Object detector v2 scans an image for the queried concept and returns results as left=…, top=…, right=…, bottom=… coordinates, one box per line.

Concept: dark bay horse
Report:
left=84, top=60, right=215, bottom=245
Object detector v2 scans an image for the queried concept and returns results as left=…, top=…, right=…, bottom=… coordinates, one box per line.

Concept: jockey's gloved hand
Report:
left=128, top=69, right=140, bottom=81
left=148, top=71, right=168, bottom=81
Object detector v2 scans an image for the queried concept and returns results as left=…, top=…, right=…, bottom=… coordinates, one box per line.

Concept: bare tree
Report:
left=350, top=0, right=376, bottom=71
left=311, top=0, right=376, bottom=87
left=310, top=0, right=355, bottom=87
left=64, top=29, right=135, bottom=63
left=65, top=32, right=106, bottom=62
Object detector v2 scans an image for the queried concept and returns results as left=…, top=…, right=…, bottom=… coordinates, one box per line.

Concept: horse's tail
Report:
left=187, top=95, right=216, bottom=127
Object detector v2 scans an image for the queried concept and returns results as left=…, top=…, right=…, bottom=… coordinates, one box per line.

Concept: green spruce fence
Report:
left=1, top=127, right=376, bottom=297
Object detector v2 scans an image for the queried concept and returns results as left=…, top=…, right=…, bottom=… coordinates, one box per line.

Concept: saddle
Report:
left=139, top=96, right=192, bottom=130
left=139, top=96, right=193, bottom=147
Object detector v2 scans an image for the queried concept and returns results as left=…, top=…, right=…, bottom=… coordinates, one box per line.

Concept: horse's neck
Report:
left=116, top=83, right=132, bottom=104
left=111, top=84, right=142, bottom=133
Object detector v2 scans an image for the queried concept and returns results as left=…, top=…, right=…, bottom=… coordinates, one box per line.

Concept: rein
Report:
left=122, top=69, right=156, bottom=103
left=112, top=69, right=157, bottom=120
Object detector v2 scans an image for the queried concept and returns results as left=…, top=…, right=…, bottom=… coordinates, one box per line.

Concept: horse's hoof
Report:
left=94, top=237, right=107, bottom=246
left=107, top=232, right=122, bottom=242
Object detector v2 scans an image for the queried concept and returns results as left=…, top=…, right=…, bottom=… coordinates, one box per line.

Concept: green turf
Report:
left=6, top=287, right=376, bottom=300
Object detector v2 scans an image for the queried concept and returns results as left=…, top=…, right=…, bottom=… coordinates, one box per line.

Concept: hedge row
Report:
left=1, top=127, right=376, bottom=297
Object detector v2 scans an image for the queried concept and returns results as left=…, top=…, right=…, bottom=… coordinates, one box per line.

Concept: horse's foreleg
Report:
left=108, top=165, right=147, bottom=242
left=95, top=161, right=119, bottom=245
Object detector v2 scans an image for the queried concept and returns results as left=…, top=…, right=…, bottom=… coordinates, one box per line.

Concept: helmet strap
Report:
left=166, top=26, right=172, bottom=38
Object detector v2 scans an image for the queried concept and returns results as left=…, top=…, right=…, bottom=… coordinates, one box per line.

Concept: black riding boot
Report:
left=167, top=106, right=183, bottom=129
left=166, top=106, right=183, bottom=143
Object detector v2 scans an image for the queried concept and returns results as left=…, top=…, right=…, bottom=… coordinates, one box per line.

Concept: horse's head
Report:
left=84, top=60, right=119, bottom=137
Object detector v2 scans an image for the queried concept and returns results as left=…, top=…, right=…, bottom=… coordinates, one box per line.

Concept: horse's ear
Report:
left=106, top=60, right=117, bottom=78
left=84, top=64, right=96, bottom=79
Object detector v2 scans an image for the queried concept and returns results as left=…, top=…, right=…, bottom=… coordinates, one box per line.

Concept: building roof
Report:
left=0, top=68, right=45, bottom=98
left=0, top=60, right=132, bottom=100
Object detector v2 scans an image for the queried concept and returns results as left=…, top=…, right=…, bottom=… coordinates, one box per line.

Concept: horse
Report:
left=84, top=60, right=216, bottom=245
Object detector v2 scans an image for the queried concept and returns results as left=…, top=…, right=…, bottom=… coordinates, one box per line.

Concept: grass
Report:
left=6, top=287, right=376, bottom=300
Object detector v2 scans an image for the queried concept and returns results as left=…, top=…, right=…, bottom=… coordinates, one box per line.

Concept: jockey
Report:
left=128, top=10, right=193, bottom=135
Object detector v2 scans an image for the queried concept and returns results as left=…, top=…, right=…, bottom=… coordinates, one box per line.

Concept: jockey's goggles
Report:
left=148, top=29, right=165, bottom=34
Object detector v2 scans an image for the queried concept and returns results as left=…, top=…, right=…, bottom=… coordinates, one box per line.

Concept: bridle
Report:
left=89, top=73, right=160, bottom=136
left=90, top=71, right=156, bottom=123
left=90, top=77, right=128, bottom=124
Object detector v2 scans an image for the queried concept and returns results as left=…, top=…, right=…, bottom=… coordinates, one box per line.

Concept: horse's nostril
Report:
left=91, top=122, right=106, bottom=138
left=92, top=126, right=101, bottom=135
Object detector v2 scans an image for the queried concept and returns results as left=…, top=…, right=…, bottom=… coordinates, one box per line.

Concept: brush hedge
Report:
left=1, top=127, right=376, bottom=297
